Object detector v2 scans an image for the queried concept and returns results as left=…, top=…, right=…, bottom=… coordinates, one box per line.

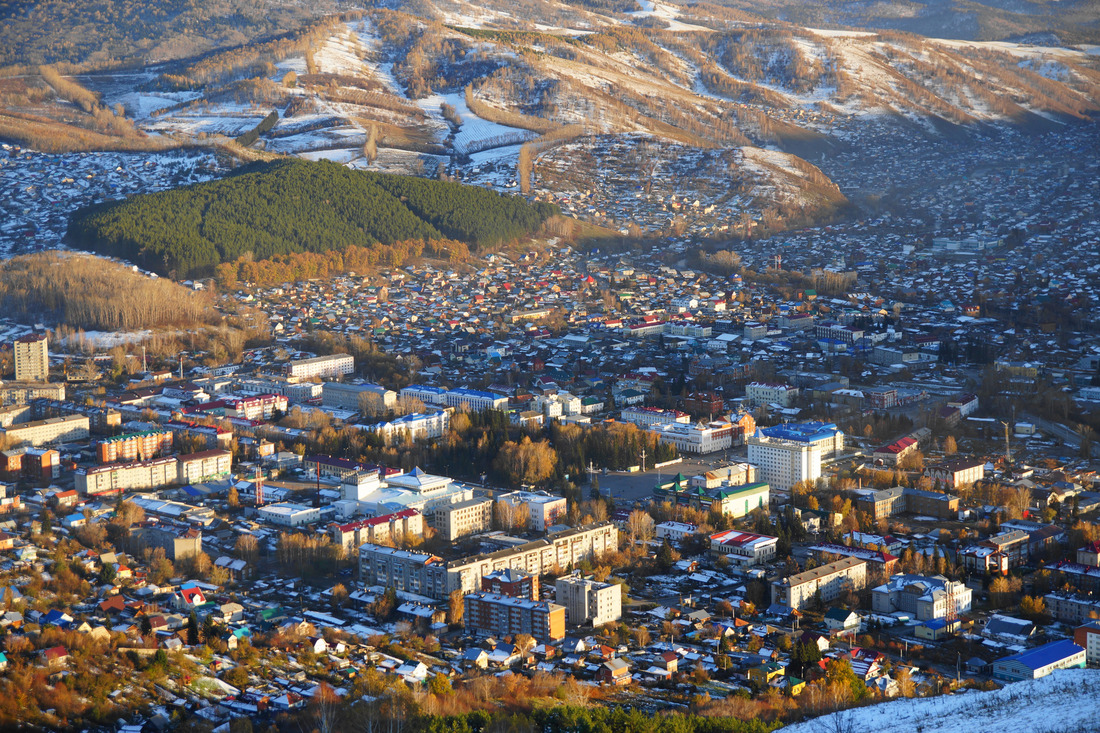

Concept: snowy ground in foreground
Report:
left=781, top=669, right=1100, bottom=733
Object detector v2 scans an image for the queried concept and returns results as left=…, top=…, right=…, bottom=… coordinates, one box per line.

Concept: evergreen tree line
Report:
left=67, top=159, right=557, bottom=277
left=419, top=705, right=778, bottom=733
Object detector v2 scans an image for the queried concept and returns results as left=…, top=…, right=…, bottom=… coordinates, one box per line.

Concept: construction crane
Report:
left=254, top=466, right=264, bottom=507
left=1000, top=420, right=1012, bottom=462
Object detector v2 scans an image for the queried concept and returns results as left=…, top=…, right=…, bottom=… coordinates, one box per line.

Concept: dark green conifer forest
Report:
left=68, top=159, right=557, bottom=277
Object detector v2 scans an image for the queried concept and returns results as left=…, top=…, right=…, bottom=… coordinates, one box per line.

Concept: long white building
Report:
left=621, top=406, right=691, bottom=428
left=359, top=522, right=618, bottom=600
left=399, top=385, right=507, bottom=412
left=76, top=457, right=177, bottom=496
left=647, top=420, right=734, bottom=454
left=285, top=354, right=354, bottom=379
left=358, top=409, right=450, bottom=443
left=773, top=557, right=867, bottom=611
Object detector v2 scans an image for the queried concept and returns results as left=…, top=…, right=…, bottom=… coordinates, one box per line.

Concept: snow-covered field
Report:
left=782, top=669, right=1100, bottom=733
left=628, top=0, right=712, bottom=33
left=423, top=90, right=537, bottom=155
left=65, top=330, right=154, bottom=348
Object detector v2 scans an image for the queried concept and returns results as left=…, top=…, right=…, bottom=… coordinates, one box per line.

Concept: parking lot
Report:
left=594, top=455, right=747, bottom=505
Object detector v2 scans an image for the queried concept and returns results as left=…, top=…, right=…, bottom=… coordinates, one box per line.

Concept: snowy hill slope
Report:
left=781, top=669, right=1100, bottom=733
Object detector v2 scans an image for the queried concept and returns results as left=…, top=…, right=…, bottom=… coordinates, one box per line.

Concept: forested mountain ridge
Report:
left=66, top=159, right=557, bottom=277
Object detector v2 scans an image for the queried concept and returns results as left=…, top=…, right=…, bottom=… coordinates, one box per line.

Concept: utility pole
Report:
left=142, top=346, right=147, bottom=374
left=640, top=447, right=647, bottom=473
left=1000, top=420, right=1011, bottom=462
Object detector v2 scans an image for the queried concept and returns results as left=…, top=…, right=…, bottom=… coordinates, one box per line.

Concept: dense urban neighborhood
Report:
left=0, top=209, right=1098, bottom=731
left=0, top=0, right=1099, bottom=728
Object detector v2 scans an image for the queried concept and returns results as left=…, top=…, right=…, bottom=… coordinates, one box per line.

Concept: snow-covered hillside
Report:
left=781, top=669, right=1100, bottom=733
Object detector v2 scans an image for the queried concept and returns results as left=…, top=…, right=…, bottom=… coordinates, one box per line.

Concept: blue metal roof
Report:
left=999, top=639, right=1084, bottom=670
left=760, top=421, right=841, bottom=444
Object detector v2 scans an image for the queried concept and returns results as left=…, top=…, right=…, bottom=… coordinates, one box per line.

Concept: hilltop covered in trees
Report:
left=67, top=159, right=558, bottom=277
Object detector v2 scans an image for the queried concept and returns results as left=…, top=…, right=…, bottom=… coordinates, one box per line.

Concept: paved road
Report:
left=1021, top=413, right=1098, bottom=459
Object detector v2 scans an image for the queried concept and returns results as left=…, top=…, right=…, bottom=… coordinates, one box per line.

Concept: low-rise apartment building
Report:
left=176, top=449, right=232, bottom=484
left=924, top=458, right=985, bottom=490
left=323, top=382, right=396, bottom=411
left=495, top=490, right=568, bottom=532
left=555, top=572, right=622, bottom=627
left=329, top=510, right=424, bottom=551
left=76, top=457, right=178, bottom=496
left=773, top=557, right=868, bottom=611
left=463, top=592, right=565, bottom=641
left=871, top=574, right=972, bottom=621
left=285, top=353, right=354, bottom=379
left=359, top=522, right=618, bottom=600
left=96, top=430, right=174, bottom=463
left=0, top=415, right=89, bottom=446
left=432, top=498, right=493, bottom=541
left=481, top=568, right=539, bottom=600
left=746, top=382, right=799, bottom=407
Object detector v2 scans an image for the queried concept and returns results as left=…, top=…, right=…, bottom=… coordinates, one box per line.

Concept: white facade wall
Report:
left=747, top=436, right=821, bottom=491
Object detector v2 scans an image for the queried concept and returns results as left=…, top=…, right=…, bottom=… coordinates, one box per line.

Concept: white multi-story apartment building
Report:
left=14, top=333, right=49, bottom=382
left=285, top=353, right=354, bottom=379
left=176, top=449, right=232, bottom=484
left=871, top=574, right=973, bottom=621
left=359, top=523, right=618, bottom=600
left=746, top=382, right=799, bottom=407
left=747, top=435, right=821, bottom=491
left=359, top=410, right=450, bottom=443
left=495, top=490, right=568, bottom=532
left=647, top=420, right=734, bottom=454
left=621, top=406, right=691, bottom=428
left=433, top=498, right=493, bottom=541
left=773, top=557, right=868, bottom=611
left=0, top=415, right=89, bottom=446
left=555, top=572, right=622, bottom=627
left=76, top=457, right=178, bottom=496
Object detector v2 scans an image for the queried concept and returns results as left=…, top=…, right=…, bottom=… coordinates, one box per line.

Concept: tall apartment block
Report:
left=14, top=334, right=48, bottom=382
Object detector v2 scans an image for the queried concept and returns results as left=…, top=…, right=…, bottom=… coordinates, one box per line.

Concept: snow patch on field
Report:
left=628, top=0, right=713, bottom=32
left=782, top=669, right=1100, bottom=733
left=313, top=32, right=368, bottom=77
left=931, top=37, right=1090, bottom=62
left=66, top=330, right=154, bottom=348
left=408, top=88, right=536, bottom=155
left=299, top=148, right=362, bottom=164
left=806, top=27, right=877, bottom=38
